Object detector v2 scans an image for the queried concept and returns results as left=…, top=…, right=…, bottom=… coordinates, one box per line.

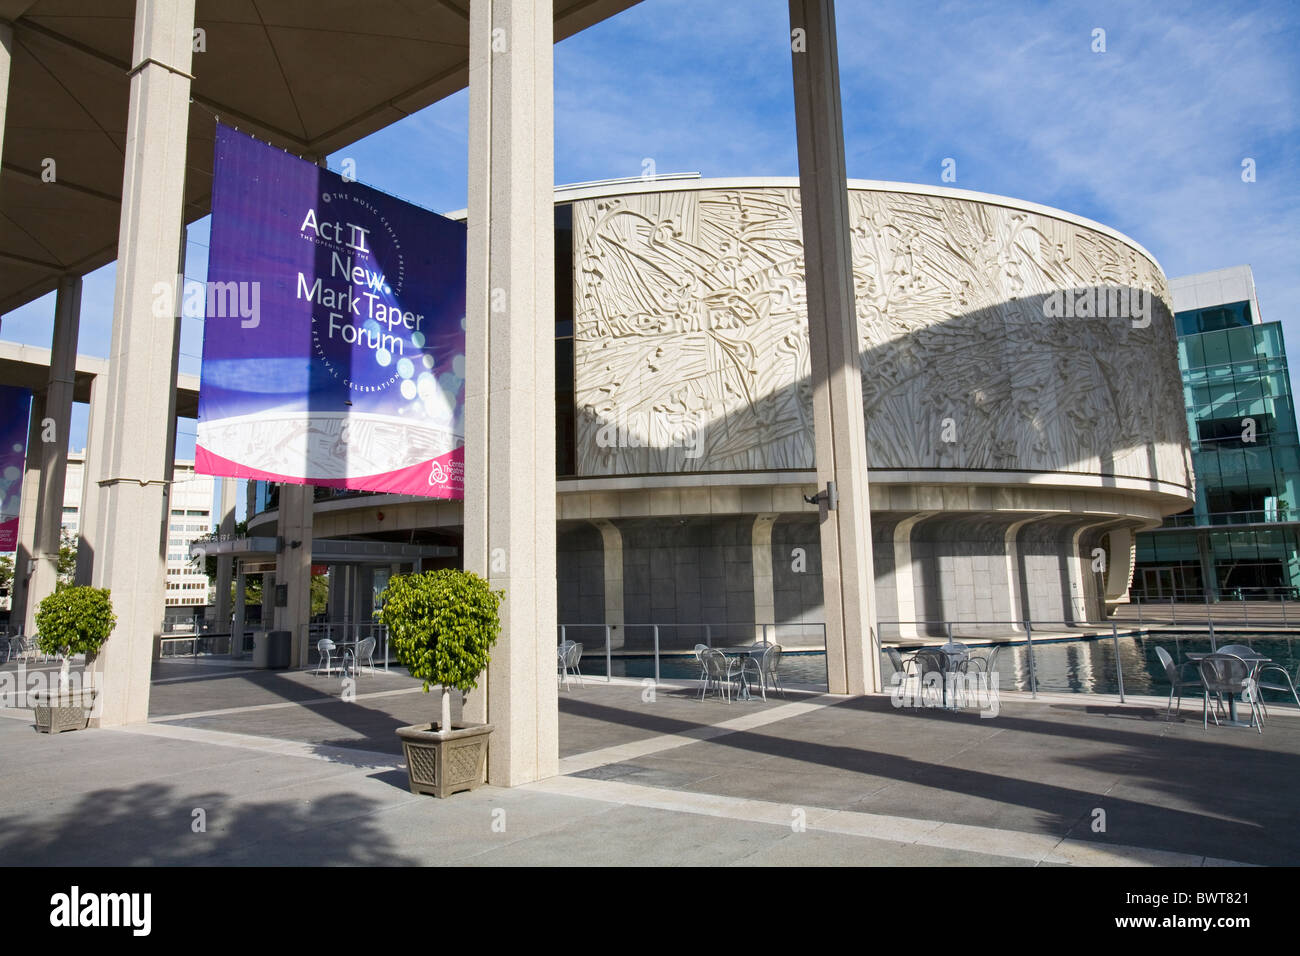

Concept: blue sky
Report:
left=4, top=0, right=1298, bottom=463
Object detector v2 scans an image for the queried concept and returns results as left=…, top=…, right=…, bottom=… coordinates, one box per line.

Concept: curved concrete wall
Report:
left=571, top=180, right=1192, bottom=497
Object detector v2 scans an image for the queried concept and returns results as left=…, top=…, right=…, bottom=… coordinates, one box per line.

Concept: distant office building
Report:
left=1133, top=266, right=1300, bottom=600
left=60, top=453, right=216, bottom=611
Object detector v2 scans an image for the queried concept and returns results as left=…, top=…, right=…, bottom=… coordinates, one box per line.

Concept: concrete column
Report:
left=327, top=564, right=346, bottom=622
left=231, top=565, right=246, bottom=658
left=89, top=0, right=195, bottom=727
left=460, top=0, right=558, bottom=786
left=1197, top=530, right=1219, bottom=602
left=1003, top=514, right=1047, bottom=631
left=892, top=512, right=935, bottom=639
left=1103, top=527, right=1135, bottom=606
left=351, top=564, right=373, bottom=640
left=751, top=514, right=778, bottom=640
left=591, top=518, right=624, bottom=633
left=274, top=483, right=314, bottom=667
left=0, top=21, right=12, bottom=169
left=25, top=276, right=83, bottom=634
left=214, top=477, right=236, bottom=630
left=1067, top=522, right=1113, bottom=622
left=75, top=373, right=110, bottom=586
left=788, top=0, right=878, bottom=695
left=10, top=392, right=45, bottom=632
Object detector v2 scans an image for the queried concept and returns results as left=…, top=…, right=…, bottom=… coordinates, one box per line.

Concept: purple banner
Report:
left=196, top=123, right=467, bottom=498
left=0, top=385, right=32, bottom=552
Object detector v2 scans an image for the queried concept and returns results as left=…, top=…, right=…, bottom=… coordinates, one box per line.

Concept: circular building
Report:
left=249, top=177, right=1194, bottom=645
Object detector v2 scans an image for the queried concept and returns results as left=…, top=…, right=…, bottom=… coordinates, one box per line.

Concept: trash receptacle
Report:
left=252, top=630, right=271, bottom=668
left=266, top=630, right=291, bottom=669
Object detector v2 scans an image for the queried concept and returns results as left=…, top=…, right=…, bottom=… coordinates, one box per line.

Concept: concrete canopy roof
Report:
left=0, top=339, right=200, bottom=413
left=0, top=0, right=641, bottom=313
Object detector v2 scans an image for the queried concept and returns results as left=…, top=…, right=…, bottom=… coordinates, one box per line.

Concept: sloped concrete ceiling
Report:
left=0, top=0, right=641, bottom=312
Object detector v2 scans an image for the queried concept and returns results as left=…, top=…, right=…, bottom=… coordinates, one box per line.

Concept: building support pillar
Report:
left=88, top=0, right=195, bottom=726
left=591, top=518, right=624, bottom=636
left=24, top=275, right=82, bottom=635
left=0, top=20, right=12, bottom=168
left=214, top=477, right=236, bottom=630
left=1197, top=530, right=1219, bottom=602
left=752, top=514, right=778, bottom=640
left=1103, top=526, right=1136, bottom=608
left=231, top=565, right=246, bottom=658
left=352, top=565, right=372, bottom=638
left=11, top=392, right=45, bottom=632
left=789, top=0, right=878, bottom=694
left=274, top=483, right=314, bottom=667
left=1067, top=521, right=1114, bottom=622
left=1003, top=514, right=1048, bottom=631
left=892, top=512, right=935, bottom=639
left=461, top=0, right=558, bottom=786
left=75, top=373, right=110, bottom=586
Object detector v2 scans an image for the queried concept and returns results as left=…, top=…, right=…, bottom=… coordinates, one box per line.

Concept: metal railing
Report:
left=159, top=633, right=233, bottom=658
left=1120, top=591, right=1298, bottom=625
left=307, top=621, right=391, bottom=672
left=554, top=615, right=1300, bottom=709
left=1158, top=509, right=1294, bottom=528
left=556, top=621, right=828, bottom=684
left=879, top=617, right=1300, bottom=705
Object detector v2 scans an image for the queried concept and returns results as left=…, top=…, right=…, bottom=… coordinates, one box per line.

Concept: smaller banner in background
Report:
left=0, top=385, right=32, bottom=552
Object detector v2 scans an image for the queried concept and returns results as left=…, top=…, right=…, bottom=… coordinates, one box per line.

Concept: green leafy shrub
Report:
left=378, top=570, right=502, bottom=694
left=35, top=586, right=117, bottom=659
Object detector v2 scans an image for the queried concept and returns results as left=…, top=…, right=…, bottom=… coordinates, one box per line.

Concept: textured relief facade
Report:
left=572, top=184, right=1191, bottom=490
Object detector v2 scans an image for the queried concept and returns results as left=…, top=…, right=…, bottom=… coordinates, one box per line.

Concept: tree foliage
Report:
left=56, top=529, right=77, bottom=589
left=35, top=586, right=117, bottom=659
left=377, top=570, right=502, bottom=694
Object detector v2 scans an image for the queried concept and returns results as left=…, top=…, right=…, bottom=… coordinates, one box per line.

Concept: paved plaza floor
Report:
left=2, top=658, right=1297, bottom=866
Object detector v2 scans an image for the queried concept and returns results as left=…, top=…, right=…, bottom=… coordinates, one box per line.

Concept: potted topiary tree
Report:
left=32, top=585, right=116, bottom=734
left=378, top=569, right=502, bottom=797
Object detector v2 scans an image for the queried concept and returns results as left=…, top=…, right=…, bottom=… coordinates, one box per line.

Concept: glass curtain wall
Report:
left=1135, top=313, right=1300, bottom=600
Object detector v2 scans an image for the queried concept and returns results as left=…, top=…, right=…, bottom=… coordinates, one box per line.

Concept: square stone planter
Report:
left=32, top=689, right=97, bottom=734
left=396, top=722, right=493, bottom=798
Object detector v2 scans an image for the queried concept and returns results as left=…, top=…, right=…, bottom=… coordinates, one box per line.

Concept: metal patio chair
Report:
left=1197, top=653, right=1263, bottom=734
left=344, top=635, right=376, bottom=677
left=693, top=643, right=709, bottom=684
left=698, top=647, right=732, bottom=702
left=1254, top=662, right=1300, bottom=715
left=911, top=647, right=960, bottom=708
left=965, top=644, right=1002, bottom=676
left=557, top=640, right=584, bottom=690
left=883, top=646, right=919, bottom=687
left=557, top=640, right=572, bottom=687
left=1215, top=645, right=1267, bottom=721
left=1154, top=646, right=1202, bottom=717
left=940, top=642, right=974, bottom=706
left=565, top=641, right=585, bottom=690
left=756, top=643, right=784, bottom=700
left=315, top=638, right=337, bottom=676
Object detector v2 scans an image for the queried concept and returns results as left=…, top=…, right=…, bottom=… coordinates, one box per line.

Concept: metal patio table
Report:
left=1186, top=651, right=1269, bottom=727
left=717, top=646, right=767, bottom=701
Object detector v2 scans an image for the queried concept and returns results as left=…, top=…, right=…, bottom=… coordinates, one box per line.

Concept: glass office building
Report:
left=1134, top=267, right=1300, bottom=600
